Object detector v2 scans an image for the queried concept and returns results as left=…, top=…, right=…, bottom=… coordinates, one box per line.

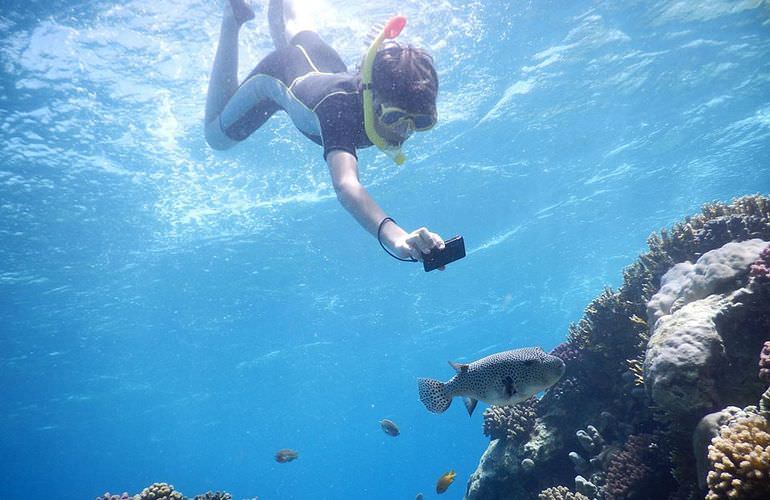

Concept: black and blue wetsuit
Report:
left=213, top=31, right=373, bottom=160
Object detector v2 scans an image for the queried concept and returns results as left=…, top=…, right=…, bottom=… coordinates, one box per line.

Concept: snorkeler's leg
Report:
left=204, top=0, right=255, bottom=144
left=268, top=0, right=317, bottom=49
left=229, top=0, right=255, bottom=26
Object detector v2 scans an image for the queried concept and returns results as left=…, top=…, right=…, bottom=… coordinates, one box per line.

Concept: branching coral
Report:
left=550, top=342, right=583, bottom=367
left=95, top=494, right=130, bottom=500
left=567, top=288, right=648, bottom=360
left=646, top=195, right=770, bottom=269
left=568, top=424, right=609, bottom=497
left=137, top=483, right=186, bottom=500
left=706, top=414, right=770, bottom=500
left=537, top=485, right=590, bottom=500
left=482, top=398, right=538, bottom=442
left=603, top=434, right=672, bottom=500
left=550, top=342, right=587, bottom=390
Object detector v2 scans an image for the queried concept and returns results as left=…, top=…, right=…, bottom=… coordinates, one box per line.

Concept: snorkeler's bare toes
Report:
left=228, top=0, right=255, bottom=26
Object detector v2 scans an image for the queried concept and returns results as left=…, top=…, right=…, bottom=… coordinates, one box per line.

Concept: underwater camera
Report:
left=423, top=235, right=466, bottom=272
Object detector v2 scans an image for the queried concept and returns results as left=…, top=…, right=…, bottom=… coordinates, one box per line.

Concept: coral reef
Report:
left=94, top=485, right=243, bottom=500
left=96, top=485, right=237, bottom=500
left=483, top=399, right=538, bottom=442
left=464, top=195, right=770, bottom=500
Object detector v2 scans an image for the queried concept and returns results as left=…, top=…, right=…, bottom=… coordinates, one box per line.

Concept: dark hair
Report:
left=371, top=43, right=438, bottom=115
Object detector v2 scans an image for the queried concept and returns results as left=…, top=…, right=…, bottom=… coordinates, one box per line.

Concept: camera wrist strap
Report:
left=378, top=217, right=418, bottom=262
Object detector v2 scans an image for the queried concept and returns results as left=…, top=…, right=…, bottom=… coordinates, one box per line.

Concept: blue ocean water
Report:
left=1, top=0, right=768, bottom=499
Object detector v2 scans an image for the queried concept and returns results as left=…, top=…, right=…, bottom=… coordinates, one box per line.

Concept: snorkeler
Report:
left=204, top=0, right=446, bottom=264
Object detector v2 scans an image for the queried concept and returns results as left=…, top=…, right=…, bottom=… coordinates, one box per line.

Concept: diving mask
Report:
left=361, top=15, right=409, bottom=165
left=377, top=104, right=437, bottom=133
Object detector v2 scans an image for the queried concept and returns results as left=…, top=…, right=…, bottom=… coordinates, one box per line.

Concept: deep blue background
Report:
left=1, top=0, right=769, bottom=498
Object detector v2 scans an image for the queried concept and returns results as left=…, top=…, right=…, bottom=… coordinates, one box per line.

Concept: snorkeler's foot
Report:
left=227, top=0, right=255, bottom=27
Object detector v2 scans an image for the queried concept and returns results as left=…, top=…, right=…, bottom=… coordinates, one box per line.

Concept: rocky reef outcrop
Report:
left=465, top=194, right=770, bottom=500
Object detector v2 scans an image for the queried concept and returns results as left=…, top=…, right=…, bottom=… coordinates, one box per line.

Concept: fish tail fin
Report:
left=418, top=378, right=452, bottom=413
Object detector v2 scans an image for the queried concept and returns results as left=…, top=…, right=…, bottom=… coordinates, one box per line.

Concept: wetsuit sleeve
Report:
left=316, top=94, right=364, bottom=161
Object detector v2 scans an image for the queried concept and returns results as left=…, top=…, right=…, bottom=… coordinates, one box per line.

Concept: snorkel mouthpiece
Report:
left=362, top=15, right=407, bottom=165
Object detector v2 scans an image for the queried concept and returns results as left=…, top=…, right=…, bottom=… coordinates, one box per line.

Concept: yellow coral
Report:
left=706, top=415, right=770, bottom=500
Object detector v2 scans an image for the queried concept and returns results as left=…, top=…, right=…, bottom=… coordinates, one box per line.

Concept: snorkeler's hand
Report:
left=396, top=227, right=446, bottom=268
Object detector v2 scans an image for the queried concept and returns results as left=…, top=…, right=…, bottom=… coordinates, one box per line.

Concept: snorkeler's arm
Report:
left=326, top=150, right=444, bottom=261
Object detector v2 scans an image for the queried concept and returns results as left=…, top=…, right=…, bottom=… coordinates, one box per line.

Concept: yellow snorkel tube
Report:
left=362, top=15, right=407, bottom=165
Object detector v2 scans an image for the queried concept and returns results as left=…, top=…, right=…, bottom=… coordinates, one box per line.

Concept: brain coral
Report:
left=706, top=414, right=770, bottom=500
left=644, top=295, right=725, bottom=417
left=644, top=239, right=769, bottom=419
left=647, top=239, right=768, bottom=325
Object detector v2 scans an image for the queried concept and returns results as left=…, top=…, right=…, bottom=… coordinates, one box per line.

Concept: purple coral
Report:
left=550, top=342, right=581, bottom=365
left=749, top=244, right=770, bottom=283
left=604, top=434, right=675, bottom=500
left=759, top=341, right=770, bottom=382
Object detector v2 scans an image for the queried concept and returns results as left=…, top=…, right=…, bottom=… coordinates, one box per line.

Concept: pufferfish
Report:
left=418, top=347, right=565, bottom=416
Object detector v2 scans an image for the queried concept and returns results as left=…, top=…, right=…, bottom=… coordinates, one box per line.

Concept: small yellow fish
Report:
left=436, top=470, right=456, bottom=494
left=274, top=448, right=298, bottom=463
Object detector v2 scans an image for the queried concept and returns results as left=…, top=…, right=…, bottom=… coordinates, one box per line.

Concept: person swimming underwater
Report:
left=204, top=0, right=446, bottom=264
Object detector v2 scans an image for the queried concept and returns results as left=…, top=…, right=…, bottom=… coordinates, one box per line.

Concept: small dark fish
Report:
left=274, top=448, right=298, bottom=463
left=415, top=494, right=423, bottom=500
left=436, top=470, right=456, bottom=494
left=379, top=418, right=400, bottom=437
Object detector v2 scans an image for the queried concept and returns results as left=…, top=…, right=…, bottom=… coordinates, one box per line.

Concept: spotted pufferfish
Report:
left=417, top=347, right=565, bottom=416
